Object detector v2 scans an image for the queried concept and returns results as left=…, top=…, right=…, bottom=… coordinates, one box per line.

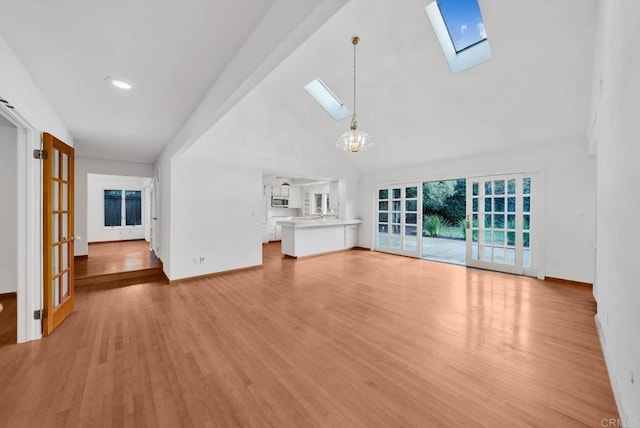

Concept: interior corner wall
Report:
left=74, top=157, right=153, bottom=256
left=0, top=125, right=18, bottom=294
left=591, top=0, right=640, bottom=420
left=154, top=151, right=171, bottom=277
left=358, top=139, right=596, bottom=284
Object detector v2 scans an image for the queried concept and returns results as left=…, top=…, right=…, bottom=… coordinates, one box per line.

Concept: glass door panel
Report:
left=42, top=133, right=75, bottom=336
left=467, top=174, right=526, bottom=275
left=375, top=184, right=422, bottom=257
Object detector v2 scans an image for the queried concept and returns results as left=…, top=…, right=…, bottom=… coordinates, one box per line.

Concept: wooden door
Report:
left=42, top=133, right=75, bottom=336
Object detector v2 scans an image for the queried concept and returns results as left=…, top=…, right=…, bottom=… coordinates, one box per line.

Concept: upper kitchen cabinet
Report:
left=288, top=187, right=303, bottom=208
left=272, top=185, right=290, bottom=197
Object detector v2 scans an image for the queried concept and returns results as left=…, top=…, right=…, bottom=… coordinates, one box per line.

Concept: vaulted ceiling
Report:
left=0, top=0, right=347, bottom=163
left=0, top=0, right=597, bottom=170
left=259, top=0, right=598, bottom=171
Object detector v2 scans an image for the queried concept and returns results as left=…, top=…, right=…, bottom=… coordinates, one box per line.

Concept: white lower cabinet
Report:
left=280, top=221, right=361, bottom=257
left=345, top=224, right=358, bottom=248
left=261, top=224, right=271, bottom=243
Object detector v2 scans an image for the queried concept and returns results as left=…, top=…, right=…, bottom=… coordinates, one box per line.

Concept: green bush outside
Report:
left=423, top=179, right=466, bottom=240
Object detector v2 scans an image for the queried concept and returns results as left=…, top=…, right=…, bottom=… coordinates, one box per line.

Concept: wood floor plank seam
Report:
left=0, top=242, right=618, bottom=427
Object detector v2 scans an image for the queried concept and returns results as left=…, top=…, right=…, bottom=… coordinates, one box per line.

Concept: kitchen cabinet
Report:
left=279, top=220, right=362, bottom=257
left=261, top=223, right=270, bottom=243
left=345, top=224, right=358, bottom=248
left=288, top=186, right=302, bottom=208
left=272, top=185, right=289, bottom=197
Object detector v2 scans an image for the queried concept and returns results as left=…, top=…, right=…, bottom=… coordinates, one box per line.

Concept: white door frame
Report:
left=1, top=107, right=43, bottom=343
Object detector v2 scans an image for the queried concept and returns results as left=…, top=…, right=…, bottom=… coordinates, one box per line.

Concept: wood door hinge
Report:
left=33, top=309, right=47, bottom=320
left=33, top=149, right=48, bottom=160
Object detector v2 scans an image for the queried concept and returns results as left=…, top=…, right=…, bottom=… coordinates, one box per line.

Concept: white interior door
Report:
left=466, top=174, right=535, bottom=275
left=375, top=184, right=422, bottom=257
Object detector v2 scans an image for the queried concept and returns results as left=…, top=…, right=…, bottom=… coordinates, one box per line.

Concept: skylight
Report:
left=425, top=1, right=492, bottom=74
left=437, top=0, right=487, bottom=53
left=304, top=78, right=351, bottom=121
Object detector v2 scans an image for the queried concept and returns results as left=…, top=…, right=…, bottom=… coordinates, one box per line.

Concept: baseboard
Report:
left=0, top=292, right=17, bottom=298
left=169, top=264, right=263, bottom=284
left=595, top=313, right=627, bottom=422
left=88, top=238, right=147, bottom=245
left=544, top=277, right=593, bottom=288
left=74, top=255, right=88, bottom=260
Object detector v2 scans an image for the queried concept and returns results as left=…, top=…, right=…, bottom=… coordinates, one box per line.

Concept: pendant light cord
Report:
left=352, top=36, right=358, bottom=130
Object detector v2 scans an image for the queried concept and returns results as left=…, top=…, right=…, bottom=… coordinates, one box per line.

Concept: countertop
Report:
left=277, top=218, right=362, bottom=228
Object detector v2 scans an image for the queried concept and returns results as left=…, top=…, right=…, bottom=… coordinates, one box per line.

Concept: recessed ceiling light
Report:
left=105, top=76, right=133, bottom=90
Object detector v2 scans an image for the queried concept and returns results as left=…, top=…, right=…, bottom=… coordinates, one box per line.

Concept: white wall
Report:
left=0, top=35, right=72, bottom=144
left=87, top=174, right=149, bottom=244
left=0, top=125, right=17, bottom=294
left=75, top=157, right=153, bottom=256
left=590, top=0, right=640, bottom=420
left=172, top=159, right=263, bottom=280
left=359, top=139, right=597, bottom=284
left=168, top=84, right=360, bottom=281
left=0, top=34, right=73, bottom=342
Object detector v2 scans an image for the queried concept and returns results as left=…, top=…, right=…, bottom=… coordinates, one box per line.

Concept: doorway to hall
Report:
left=76, top=174, right=163, bottom=287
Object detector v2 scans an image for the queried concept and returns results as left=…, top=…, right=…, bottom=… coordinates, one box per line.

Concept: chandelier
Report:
left=336, top=36, right=374, bottom=153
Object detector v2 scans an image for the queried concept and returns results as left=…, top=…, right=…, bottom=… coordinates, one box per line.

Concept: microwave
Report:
left=271, top=197, right=288, bottom=208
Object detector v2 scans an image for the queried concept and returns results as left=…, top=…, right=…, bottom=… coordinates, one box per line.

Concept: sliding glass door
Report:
left=466, top=174, right=536, bottom=275
left=375, top=184, right=422, bottom=257
left=375, top=175, right=536, bottom=277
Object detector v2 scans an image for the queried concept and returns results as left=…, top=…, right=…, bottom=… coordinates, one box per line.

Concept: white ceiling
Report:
left=260, top=0, right=598, bottom=171
left=0, top=0, right=598, bottom=170
left=0, top=0, right=281, bottom=162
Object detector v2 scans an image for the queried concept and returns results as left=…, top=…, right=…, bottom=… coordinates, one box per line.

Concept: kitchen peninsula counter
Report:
left=277, top=219, right=361, bottom=257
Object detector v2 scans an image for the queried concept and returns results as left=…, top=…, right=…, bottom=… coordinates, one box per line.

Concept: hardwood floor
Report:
left=0, top=243, right=617, bottom=426
left=0, top=294, right=16, bottom=347
left=75, top=240, right=164, bottom=287
left=75, top=240, right=158, bottom=279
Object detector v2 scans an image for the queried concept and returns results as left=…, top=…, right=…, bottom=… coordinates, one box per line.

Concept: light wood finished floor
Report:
left=75, top=240, right=159, bottom=279
left=0, top=243, right=617, bottom=426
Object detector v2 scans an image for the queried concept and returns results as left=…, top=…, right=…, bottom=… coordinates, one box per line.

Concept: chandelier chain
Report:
left=352, top=36, right=357, bottom=126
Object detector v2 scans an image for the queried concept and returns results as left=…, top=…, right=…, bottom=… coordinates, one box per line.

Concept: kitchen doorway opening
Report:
left=421, top=178, right=467, bottom=265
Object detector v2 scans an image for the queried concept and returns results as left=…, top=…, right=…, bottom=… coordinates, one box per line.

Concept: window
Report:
left=104, top=190, right=122, bottom=227
left=314, top=193, right=333, bottom=215
left=125, top=191, right=142, bottom=226
left=104, top=189, right=142, bottom=227
left=437, top=0, right=486, bottom=53
left=304, top=78, right=351, bottom=120
left=425, top=0, right=492, bottom=74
